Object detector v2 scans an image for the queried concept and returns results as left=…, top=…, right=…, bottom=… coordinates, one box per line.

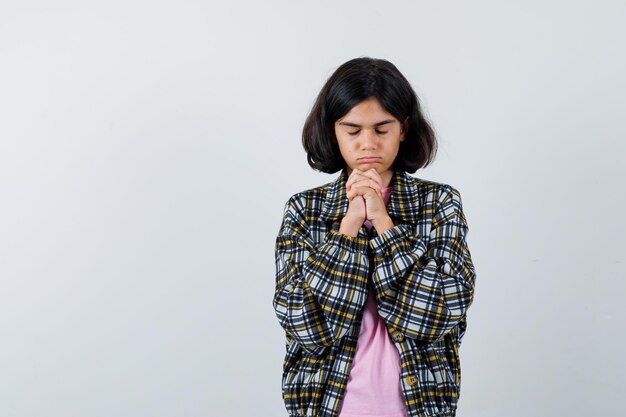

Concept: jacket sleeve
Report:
left=273, top=195, right=370, bottom=355
left=369, top=185, right=476, bottom=344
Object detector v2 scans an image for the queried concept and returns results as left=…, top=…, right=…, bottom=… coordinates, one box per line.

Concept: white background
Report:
left=1, top=1, right=624, bottom=416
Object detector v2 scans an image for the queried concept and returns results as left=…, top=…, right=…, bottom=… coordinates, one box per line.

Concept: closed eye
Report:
left=348, top=130, right=388, bottom=136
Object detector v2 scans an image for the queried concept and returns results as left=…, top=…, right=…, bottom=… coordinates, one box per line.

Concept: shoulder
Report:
left=406, top=173, right=462, bottom=202
left=280, top=178, right=334, bottom=217
left=286, top=176, right=334, bottom=210
left=406, top=175, right=469, bottom=228
left=402, top=174, right=468, bottom=224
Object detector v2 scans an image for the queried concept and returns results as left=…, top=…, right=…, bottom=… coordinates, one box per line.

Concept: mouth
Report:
left=359, top=157, right=381, bottom=163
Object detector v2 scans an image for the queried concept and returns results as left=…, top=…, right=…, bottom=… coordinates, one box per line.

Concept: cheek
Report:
left=335, top=140, right=350, bottom=156
left=336, top=136, right=354, bottom=151
left=387, top=141, right=402, bottom=156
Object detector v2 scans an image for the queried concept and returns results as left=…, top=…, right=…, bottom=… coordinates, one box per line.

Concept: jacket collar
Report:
left=318, top=168, right=420, bottom=224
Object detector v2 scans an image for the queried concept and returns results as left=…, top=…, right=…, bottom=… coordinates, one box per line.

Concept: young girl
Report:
left=273, top=57, right=476, bottom=417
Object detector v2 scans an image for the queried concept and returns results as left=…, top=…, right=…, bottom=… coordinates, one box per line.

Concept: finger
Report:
left=347, top=170, right=369, bottom=192
left=363, top=168, right=384, bottom=188
left=347, top=186, right=366, bottom=199
left=348, top=169, right=382, bottom=194
left=346, top=169, right=362, bottom=190
left=353, top=168, right=382, bottom=190
left=353, top=178, right=381, bottom=191
left=369, top=168, right=382, bottom=182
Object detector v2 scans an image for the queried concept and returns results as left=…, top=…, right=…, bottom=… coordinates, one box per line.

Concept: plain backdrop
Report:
left=1, top=1, right=624, bottom=416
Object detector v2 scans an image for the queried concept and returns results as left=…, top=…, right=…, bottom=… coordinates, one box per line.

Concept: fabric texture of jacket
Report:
left=273, top=168, right=477, bottom=417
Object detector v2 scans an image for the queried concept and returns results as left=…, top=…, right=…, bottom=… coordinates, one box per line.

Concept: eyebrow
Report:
left=337, top=119, right=396, bottom=128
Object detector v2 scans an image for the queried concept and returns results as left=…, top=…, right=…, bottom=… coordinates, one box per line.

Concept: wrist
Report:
left=339, top=216, right=363, bottom=238
left=372, top=216, right=394, bottom=234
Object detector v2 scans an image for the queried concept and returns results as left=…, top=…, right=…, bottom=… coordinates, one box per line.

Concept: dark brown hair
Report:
left=302, top=56, right=437, bottom=174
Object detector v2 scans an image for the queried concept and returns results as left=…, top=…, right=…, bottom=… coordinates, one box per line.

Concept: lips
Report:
left=359, top=157, right=381, bottom=162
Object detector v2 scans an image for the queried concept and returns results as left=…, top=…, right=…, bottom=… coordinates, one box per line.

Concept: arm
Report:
left=369, top=185, right=476, bottom=344
left=273, top=195, right=370, bottom=355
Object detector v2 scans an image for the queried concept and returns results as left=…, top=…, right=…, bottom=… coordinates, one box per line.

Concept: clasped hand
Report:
left=345, top=168, right=390, bottom=225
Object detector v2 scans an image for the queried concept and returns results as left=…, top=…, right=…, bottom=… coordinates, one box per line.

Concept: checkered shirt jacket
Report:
left=273, top=168, right=477, bottom=417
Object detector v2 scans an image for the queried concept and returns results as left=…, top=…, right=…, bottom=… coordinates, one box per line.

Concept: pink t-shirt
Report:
left=337, top=185, right=409, bottom=417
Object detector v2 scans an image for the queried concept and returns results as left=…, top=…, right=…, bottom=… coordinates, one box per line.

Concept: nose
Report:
left=360, top=128, right=377, bottom=148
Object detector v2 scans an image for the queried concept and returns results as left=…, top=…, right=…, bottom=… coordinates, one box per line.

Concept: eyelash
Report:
left=348, top=130, right=388, bottom=136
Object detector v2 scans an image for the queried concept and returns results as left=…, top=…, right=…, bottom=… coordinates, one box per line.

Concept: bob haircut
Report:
left=302, top=57, right=437, bottom=174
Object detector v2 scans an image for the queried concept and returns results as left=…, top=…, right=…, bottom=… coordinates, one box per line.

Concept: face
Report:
left=334, top=97, right=407, bottom=186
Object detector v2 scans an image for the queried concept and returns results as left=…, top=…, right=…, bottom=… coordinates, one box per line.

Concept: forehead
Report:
left=336, top=97, right=396, bottom=124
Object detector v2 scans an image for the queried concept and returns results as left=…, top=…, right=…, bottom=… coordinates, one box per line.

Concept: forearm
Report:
left=274, top=197, right=371, bottom=354
left=372, top=215, right=395, bottom=234
left=340, top=215, right=394, bottom=237
left=366, top=187, right=477, bottom=343
left=339, top=216, right=363, bottom=237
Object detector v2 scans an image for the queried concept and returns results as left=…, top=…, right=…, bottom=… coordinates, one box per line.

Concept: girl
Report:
left=273, top=57, right=476, bottom=417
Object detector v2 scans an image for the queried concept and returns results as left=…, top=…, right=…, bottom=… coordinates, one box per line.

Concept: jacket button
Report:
left=391, top=331, right=404, bottom=342
left=406, top=374, right=418, bottom=386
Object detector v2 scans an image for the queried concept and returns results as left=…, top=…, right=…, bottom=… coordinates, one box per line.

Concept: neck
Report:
left=380, top=170, right=393, bottom=188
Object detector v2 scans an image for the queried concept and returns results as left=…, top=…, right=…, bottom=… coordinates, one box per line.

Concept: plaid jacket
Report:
left=273, top=168, right=477, bottom=417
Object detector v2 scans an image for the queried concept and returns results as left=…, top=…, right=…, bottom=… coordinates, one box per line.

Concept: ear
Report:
left=400, top=117, right=409, bottom=141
